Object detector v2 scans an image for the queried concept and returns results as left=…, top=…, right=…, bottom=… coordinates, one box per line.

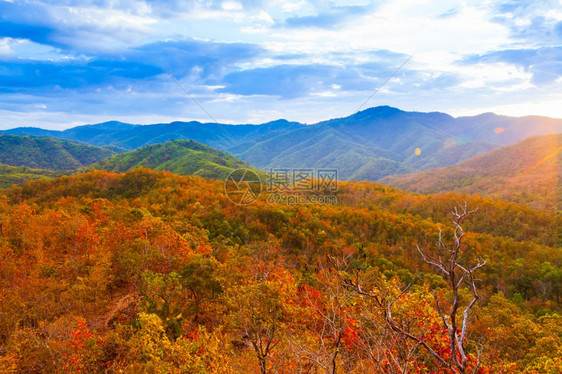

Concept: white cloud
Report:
left=1, top=0, right=562, bottom=129
left=0, top=38, right=15, bottom=57
left=280, top=1, right=307, bottom=13
left=457, top=62, right=533, bottom=90
left=222, top=1, right=243, bottom=11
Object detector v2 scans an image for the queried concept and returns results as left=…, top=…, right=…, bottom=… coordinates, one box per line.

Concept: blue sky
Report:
left=0, top=0, right=561, bottom=129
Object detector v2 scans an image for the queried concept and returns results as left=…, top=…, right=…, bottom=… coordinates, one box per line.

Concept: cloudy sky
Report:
left=1, top=0, right=561, bottom=129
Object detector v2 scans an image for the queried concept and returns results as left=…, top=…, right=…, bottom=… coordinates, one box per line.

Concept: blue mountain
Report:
left=5, top=106, right=561, bottom=180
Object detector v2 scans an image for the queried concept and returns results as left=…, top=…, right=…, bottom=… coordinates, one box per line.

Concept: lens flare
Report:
left=495, top=127, right=505, bottom=134
left=415, top=148, right=421, bottom=155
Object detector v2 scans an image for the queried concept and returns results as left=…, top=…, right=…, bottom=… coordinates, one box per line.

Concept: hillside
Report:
left=0, top=168, right=559, bottom=373
left=0, top=164, right=59, bottom=188
left=0, top=134, right=116, bottom=170
left=5, top=106, right=562, bottom=180
left=381, top=134, right=562, bottom=211
left=90, top=139, right=257, bottom=180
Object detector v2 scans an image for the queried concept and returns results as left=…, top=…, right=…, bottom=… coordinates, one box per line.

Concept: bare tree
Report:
left=346, top=203, right=486, bottom=373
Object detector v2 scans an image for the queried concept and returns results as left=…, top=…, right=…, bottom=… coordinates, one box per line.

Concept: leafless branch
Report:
left=349, top=202, right=484, bottom=373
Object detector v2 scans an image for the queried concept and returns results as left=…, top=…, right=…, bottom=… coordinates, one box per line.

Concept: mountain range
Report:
left=6, top=106, right=562, bottom=180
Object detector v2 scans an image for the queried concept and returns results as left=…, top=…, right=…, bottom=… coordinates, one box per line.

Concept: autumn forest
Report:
left=0, top=167, right=559, bottom=373
left=2, top=0, right=562, bottom=372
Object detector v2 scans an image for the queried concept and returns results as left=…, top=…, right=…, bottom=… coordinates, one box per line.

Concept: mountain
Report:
left=0, top=134, right=116, bottom=170
left=0, top=163, right=59, bottom=188
left=5, top=107, right=562, bottom=180
left=380, top=134, right=562, bottom=211
left=90, top=139, right=258, bottom=180
left=237, top=107, right=562, bottom=179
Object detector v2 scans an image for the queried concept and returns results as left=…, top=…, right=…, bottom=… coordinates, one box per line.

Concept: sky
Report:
left=0, top=0, right=561, bottom=130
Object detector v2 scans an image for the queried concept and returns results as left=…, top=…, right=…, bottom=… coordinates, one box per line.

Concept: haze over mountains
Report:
left=5, top=106, right=562, bottom=181
left=381, top=134, right=562, bottom=211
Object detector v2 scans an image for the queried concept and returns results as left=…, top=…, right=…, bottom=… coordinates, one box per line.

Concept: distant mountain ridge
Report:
left=5, top=106, right=562, bottom=180
left=4, top=119, right=305, bottom=151
left=381, top=134, right=562, bottom=211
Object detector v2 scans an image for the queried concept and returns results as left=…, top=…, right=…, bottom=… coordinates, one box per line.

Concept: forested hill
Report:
left=381, top=134, right=562, bottom=211
left=0, top=163, right=59, bottom=188
left=89, top=139, right=257, bottom=180
left=0, top=134, right=116, bottom=170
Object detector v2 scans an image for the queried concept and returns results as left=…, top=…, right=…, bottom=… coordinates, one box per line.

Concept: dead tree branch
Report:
left=346, top=202, right=486, bottom=373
